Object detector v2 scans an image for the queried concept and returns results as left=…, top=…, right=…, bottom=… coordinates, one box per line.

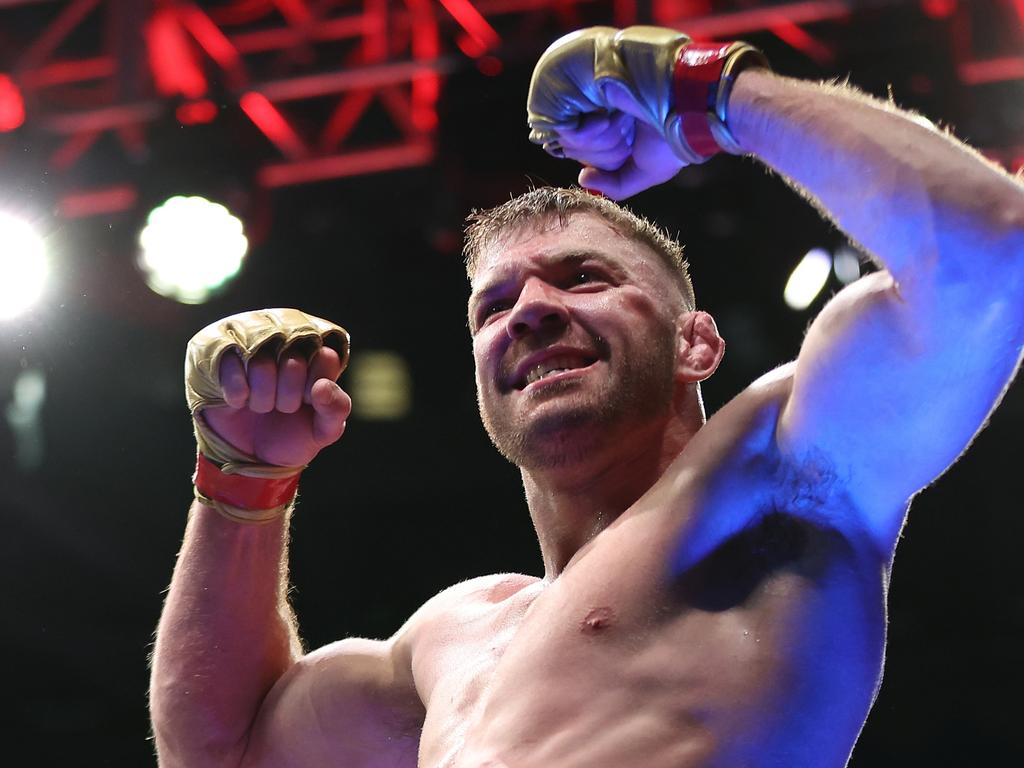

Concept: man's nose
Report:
left=507, top=279, right=569, bottom=339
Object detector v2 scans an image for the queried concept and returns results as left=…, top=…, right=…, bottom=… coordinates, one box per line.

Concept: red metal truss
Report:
left=0, top=0, right=457, bottom=214
left=0, top=0, right=1021, bottom=218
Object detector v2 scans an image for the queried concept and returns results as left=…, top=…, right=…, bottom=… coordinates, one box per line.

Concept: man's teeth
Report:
left=525, top=356, right=588, bottom=385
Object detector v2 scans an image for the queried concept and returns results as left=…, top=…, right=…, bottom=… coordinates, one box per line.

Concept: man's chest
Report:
left=412, top=510, right=887, bottom=768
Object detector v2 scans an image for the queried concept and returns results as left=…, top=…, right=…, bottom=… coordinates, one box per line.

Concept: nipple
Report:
left=579, top=606, right=615, bottom=633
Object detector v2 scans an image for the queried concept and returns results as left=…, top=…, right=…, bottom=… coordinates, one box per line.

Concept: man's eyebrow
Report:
left=468, top=250, right=624, bottom=315
left=468, top=281, right=504, bottom=312
left=549, top=249, right=616, bottom=267
left=554, top=249, right=628, bottom=275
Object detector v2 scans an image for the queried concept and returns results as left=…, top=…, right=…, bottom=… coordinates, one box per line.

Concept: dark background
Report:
left=1, top=0, right=1023, bottom=764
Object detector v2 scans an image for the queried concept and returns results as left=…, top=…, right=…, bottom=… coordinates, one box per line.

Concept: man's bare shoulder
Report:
left=398, top=572, right=544, bottom=645
left=300, top=574, right=540, bottom=672
left=243, top=574, right=540, bottom=766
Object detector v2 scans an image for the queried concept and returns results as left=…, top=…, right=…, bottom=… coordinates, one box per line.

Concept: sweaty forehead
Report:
left=470, top=212, right=643, bottom=287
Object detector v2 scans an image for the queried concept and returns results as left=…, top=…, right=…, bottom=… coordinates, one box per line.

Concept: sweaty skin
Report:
left=151, top=60, right=1024, bottom=768
left=241, top=215, right=886, bottom=768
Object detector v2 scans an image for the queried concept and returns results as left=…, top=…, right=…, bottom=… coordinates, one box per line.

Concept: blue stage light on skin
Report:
left=137, top=195, right=248, bottom=304
left=0, top=212, right=48, bottom=321
left=784, top=248, right=832, bottom=311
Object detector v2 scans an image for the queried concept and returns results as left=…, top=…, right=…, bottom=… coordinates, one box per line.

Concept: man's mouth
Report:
left=514, top=353, right=597, bottom=390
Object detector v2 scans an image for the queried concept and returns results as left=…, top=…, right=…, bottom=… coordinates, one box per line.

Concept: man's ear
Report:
left=676, top=311, right=725, bottom=383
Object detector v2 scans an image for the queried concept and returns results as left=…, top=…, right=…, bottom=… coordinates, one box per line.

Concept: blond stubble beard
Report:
left=477, top=333, right=678, bottom=471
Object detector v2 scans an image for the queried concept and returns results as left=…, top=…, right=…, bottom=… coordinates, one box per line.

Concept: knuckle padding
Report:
left=526, top=25, right=689, bottom=153
left=526, top=28, right=613, bottom=134
left=186, top=308, right=349, bottom=415
left=185, top=308, right=350, bottom=468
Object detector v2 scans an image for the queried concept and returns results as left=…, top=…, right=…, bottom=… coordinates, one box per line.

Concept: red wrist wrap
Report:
left=193, top=453, right=300, bottom=511
left=672, top=42, right=736, bottom=160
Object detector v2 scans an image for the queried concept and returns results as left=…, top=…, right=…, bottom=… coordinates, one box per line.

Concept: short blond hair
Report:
left=463, top=187, right=695, bottom=311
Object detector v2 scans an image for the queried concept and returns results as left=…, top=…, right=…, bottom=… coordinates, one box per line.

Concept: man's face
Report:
left=468, top=212, right=684, bottom=470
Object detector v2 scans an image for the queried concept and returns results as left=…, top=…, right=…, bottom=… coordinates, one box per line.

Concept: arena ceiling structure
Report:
left=1, top=0, right=1022, bottom=764
left=1, top=0, right=1021, bottom=210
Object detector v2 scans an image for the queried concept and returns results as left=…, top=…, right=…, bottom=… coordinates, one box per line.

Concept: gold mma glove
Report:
left=185, top=308, right=350, bottom=522
left=527, top=25, right=768, bottom=165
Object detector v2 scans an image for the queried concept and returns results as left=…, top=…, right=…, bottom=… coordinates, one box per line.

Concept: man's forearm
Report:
left=150, top=502, right=301, bottom=767
left=728, top=68, right=1024, bottom=283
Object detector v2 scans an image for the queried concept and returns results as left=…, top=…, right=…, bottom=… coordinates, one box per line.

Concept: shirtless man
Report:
left=149, top=25, right=1024, bottom=768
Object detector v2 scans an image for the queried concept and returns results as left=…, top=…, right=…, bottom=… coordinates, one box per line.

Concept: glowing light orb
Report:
left=0, top=212, right=48, bottom=321
left=833, top=246, right=863, bottom=285
left=784, top=248, right=832, bottom=311
left=138, top=195, right=248, bottom=304
left=349, top=351, right=412, bottom=420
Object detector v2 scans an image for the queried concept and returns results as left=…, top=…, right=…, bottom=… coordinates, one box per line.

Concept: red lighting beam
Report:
left=272, top=0, right=314, bottom=25
left=59, top=185, right=138, bottom=219
left=239, top=91, right=309, bottom=159
left=178, top=2, right=245, bottom=86
left=0, top=74, right=26, bottom=131
left=1014, top=0, right=1024, bottom=28
left=258, top=141, right=434, bottom=187
left=50, top=130, right=99, bottom=169
left=406, top=0, right=441, bottom=132
left=670, top=0, right=850, bottom=38
left=145, top=8, right=208, bottom=98
left=959, top=56, right=1024, bottom=85
left=320, top=89, right=374, bottom=151
left=176, top=99, right=219, bottom=125
left=770, top=19, right=833, bottom=65
left=437, top=0, right=500, bottom=53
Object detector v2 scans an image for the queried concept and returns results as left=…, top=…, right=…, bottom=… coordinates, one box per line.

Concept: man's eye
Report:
left=482, top=301, right=510, bottom=320
left=572, top=270, right=602, bottom=286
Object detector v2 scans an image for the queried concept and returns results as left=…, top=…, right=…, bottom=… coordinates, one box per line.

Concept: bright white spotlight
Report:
left=137, top=195, right=248, bottom=304
left=784, top=248, right=832, bottom=311
left=833, top=245, right=862, bottom=285
left=0, top=212, right=48, bottom=321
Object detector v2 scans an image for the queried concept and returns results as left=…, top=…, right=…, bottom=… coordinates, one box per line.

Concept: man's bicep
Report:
left=777, top=269, right=1022, bottom=549
left=242, top=636, right=423, bottom=768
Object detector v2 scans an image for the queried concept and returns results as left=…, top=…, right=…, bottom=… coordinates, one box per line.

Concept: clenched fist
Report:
left=186, top=308, right=351, bottom=473
left=527, top=26, right=767, bottom=199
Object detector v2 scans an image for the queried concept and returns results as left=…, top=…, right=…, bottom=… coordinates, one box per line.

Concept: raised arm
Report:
left=527, top=27, right=1024, bottom=554
left=149, top=310, right=424, bottom=767
left=727, top=71, right=1024, bottom=549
